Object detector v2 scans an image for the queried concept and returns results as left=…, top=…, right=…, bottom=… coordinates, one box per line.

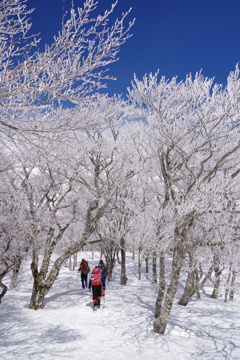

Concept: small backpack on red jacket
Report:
left=79, top=259, right=90, bottom=274
left=91, top=267, right=102, bottom=286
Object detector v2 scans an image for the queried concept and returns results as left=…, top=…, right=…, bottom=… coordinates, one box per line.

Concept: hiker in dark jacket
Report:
left=91, top=266, right=103, bottom=308
left=78, top=259, right=90, bottom=289
left=98, top=260, right=108, bottom=295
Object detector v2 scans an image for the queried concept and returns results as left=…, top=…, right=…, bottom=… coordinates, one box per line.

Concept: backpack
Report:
left=101, top=265, right=108, bottom=276
left=80, top=260, right=90, bottom=273
left=91, top=268, right=102, bottom=286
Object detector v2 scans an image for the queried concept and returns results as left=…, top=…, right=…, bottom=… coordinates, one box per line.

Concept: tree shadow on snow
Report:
left=43, top=288, right=81, bottom=308
left=0, top=323, right=81, bottom=359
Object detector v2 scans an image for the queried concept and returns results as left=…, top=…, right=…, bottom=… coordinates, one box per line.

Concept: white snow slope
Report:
left=0, top=252, right=240, bottom=360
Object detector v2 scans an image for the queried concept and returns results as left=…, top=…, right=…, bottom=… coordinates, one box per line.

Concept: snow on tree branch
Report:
left=0, top=0, right=134, bottom=131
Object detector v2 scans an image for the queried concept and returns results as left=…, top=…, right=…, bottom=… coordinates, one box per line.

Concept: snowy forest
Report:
left=1, top=0, right=240, bottom=338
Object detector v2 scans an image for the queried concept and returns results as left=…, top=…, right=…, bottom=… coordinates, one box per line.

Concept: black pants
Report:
left=92, top=285, right=102, bottom=307
left=81, top=272, right=88, bottom=288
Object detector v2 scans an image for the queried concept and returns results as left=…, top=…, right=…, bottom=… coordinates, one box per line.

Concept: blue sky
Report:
left=28, top=0, right=240, bottom=97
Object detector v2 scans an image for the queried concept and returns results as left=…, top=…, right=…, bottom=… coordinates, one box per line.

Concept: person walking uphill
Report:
left=98, top=260, right=108, bottom=296
left=78, top=259, right=90, bottom=289
left=91, top=266, right=103, bottom=309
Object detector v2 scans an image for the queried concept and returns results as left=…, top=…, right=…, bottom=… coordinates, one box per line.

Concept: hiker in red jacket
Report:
left=90, top=266, right=103, bottom=309
left=78, top=259, right=90, bottom=289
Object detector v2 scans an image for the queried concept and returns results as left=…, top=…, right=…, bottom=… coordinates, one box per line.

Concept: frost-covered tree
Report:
left=9, top=98, right=136, bottom=309
left=128, top=67, right=240, bottom=334
left=0, top=0, right=134, bottom=131
left=0, top=0, right=134, bottom=306
left=0, top=146, right=31, bottom=302
left=87, top=121, right=144, bottom=284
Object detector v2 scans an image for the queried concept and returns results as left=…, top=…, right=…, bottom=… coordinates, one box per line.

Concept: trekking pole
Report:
left=103, top=278, right=107, bottom=308
left=102, top=288, right=106, bottom=309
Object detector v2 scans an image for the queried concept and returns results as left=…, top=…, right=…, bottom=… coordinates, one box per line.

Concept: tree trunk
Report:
left=29, top=237, right=92, bottom=309
left=10, top=255, right=25, bottom=289
left=69, top=253, right=77, bottom=271
left=152, top=250, right=157, bottom=284
left=145, top=256, right=149, bottom=273
left=29, top=253, right=70, bottom=310
left=0, top=280, right=7, bottom=304
left=116, top=249, right=121, bottom=264
left=69, top=256, right=74, bottom=271
left=179, top=261, right=214, bottom=305
left=229, top=270, right=236, bottom=301
left=10, top=262, right=21, bottom=289
left=211, top=253, right=221, bottom=299
left=74, top=253, right=77, bottom=268
left=104, top=246, right=117, bottom=281
left=211, top=277, right=221, bottom=299
left=120, top=237, right=128, bottom=285
left=178, top=252, right=195, bottom=306
left=10, top=269, right=19, bottom=289
left=138, top=246, right=142, bottom=280
left=155, top=251, right=165, bottom=318
left=153, top=243, right=185, bottom=334
left=225, top=266, right=236, bottom=302
left=105, top=257, right=114, bottom=281
left=224, top=265, right=232, bottom=302
left=29, top=199, right=110, bottom=309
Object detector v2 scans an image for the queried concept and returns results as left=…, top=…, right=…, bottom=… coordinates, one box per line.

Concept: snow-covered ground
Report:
left=1, top=252, right=240, bottom=360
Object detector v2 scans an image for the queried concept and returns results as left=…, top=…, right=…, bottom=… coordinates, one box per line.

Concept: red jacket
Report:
left=79, top=260, right=90, bottom=273
left=91, top=267, right=102, bottom=286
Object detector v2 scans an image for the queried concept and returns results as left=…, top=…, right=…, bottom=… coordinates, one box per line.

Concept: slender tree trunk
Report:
left=74, top=253, right=77, bottom=268
left=10, top=269, right=19, bottom=289
left=211, top=276, right=221, bottom=298
left=224, top=265, right=232, bottom=302
left=104, top=247, right=117, bottom=281
left=120, top=237, right=128, bottom=285
left=10, top=261, right=21, bottom=289
left=0, top=279, right=7, bottom=304
left=69, top=255, right=74, bottom=271
left=67, top=253, right=77, bottom=271
left=225, top=266, right=236, bottom=302
left=211, top=253, right=221, bottom=299
left=179, top=252, right=215, bottom=306
left=138, top=246, right=142, bottom=280
left=178, top=252, right=195, bottom=306
left=194, top=268, right=201, bottom=299
left=145, top=256, right=149, bottom=273
left=155, top=251, right=165, bottom=318
left=116, top=249, right=121, bottom=264
left=153, top=246, right=185, bottom=334
left=10, top=253, right=26, bottom=289
left=105, top=261, right=114, bottom=281
left=229, top=270, right=236, bottom=301
left=152, top=250, right=157, bottom=284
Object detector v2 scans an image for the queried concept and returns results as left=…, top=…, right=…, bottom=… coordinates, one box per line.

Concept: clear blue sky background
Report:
left=28, top=0, right=240, bottom=97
